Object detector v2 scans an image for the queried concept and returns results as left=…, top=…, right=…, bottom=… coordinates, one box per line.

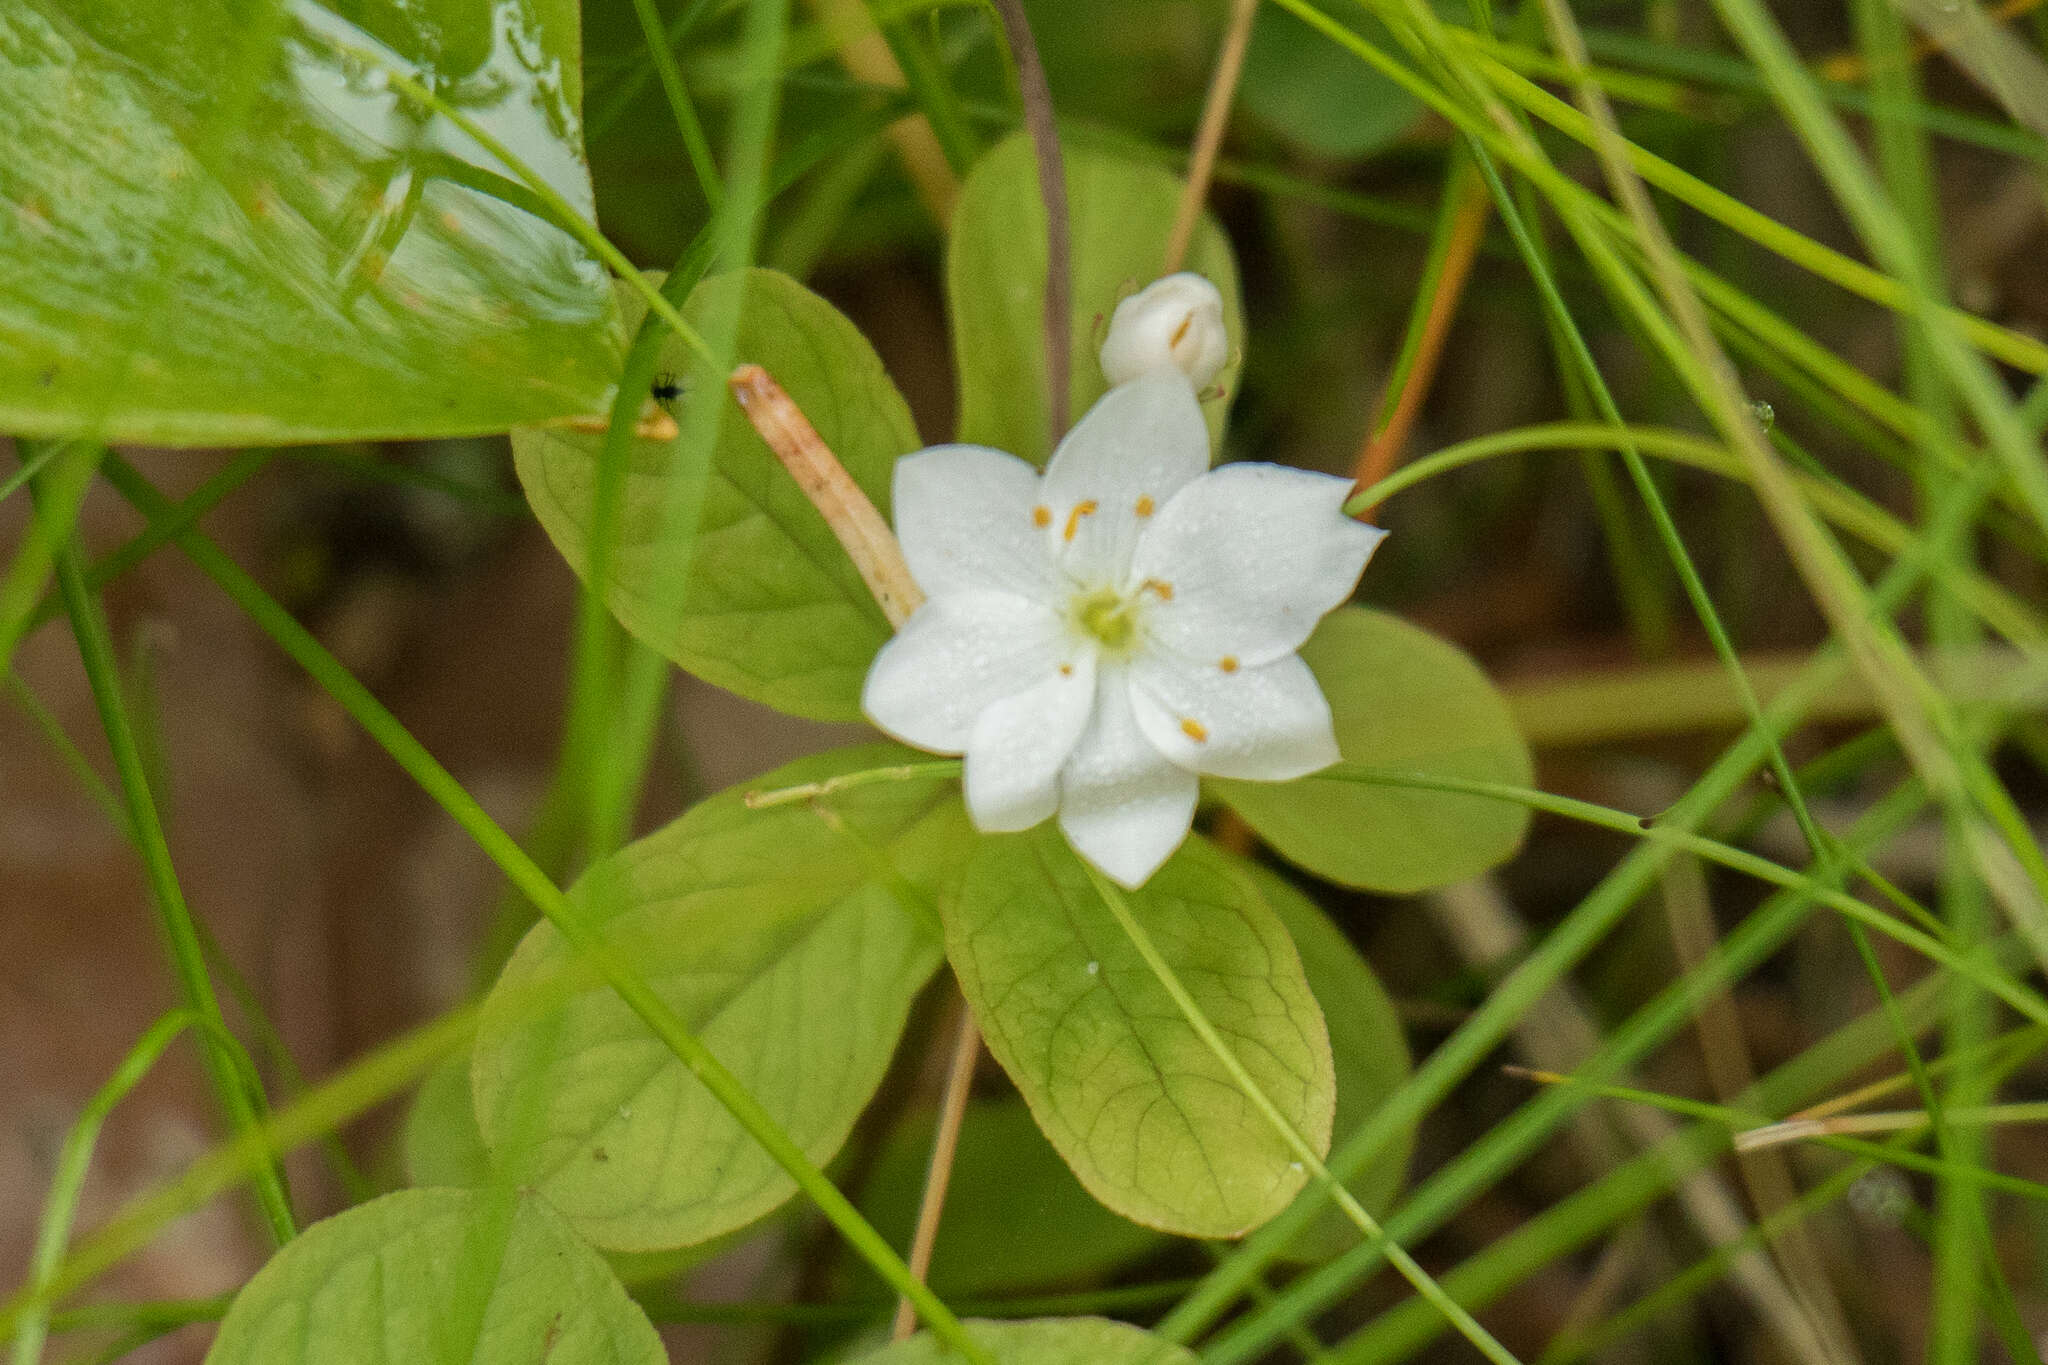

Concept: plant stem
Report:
left=988, top=0, right=1071, bottom=439
left=1350, top=161, right=1491, bottom=513
left=1163, top=0, right=1260, bottom=274
left=890, top=1000, right=981, bottom=1339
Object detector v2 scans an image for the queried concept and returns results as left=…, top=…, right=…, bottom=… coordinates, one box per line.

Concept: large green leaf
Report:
left=1238, top=5, right=1422, bottom=159
left=1251, top=863, right=1414, bottom=1261
left=470, top=744, right=968, bottom=1251
left=1214, top=607, right=1533, bottom=893
left=947, top=133, right=1244, bottom=464
left=945, top=830, right=1333, bottom=1239
left=205, top=1187, right=662, bottom=1365
left=859, top=1098, right=1164, bottom=1296
left=1, top=0, right=620, bottom=445
left=853, top=1317, right=1199, bottom=1365
left=515, top=267, right=919, bottom=720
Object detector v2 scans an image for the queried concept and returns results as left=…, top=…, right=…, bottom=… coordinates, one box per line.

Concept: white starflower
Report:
left=861, top=369, right=1385, bottom=887
left=1099, top=272, right=1231, bottom=390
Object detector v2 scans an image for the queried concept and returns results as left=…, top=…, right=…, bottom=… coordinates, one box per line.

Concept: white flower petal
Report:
left=892, top=444, right=1058, bottom=602
left=1056, top=667, right=1199, bottom=887
left=963, top=649, right=1098, bottom=832
left=1040, top=370, right=1210, bottom=589
left=862, top=591, right=1080, bottom=753
left=1134, top=463, right=1385, bottom=667
left=1128, top=652, right=1340, bottom=781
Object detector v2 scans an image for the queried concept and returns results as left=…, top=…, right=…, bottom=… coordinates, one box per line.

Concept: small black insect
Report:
left=650, top=369, right=684, bottom=409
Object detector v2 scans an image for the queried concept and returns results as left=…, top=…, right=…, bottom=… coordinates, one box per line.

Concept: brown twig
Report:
left=729, top=364, right=924, bottom=626
left=890, top=1001, right=983, bottom=1339
left=1348, top=171, right=1491, bottom=520
left=1164, top=0, right=1260, bottom=274
left=989, top=0, right=1071, bottom=440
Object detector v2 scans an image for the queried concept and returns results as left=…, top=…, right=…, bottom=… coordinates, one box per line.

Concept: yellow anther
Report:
left=1032, top=504, right=1052, bottom=528
left=1134, top=494, right=1155, bottom=517
left=1058, top=662, right=1074, bottom=676
left=1170, top=313, right=1193, bottom=347
left=1180, top=717, right=1208, bottom=742
left=1219, top=656, right=1239, bottom=673
left=1141, top=578, right=1174, bottom=600
left=1063, top=500, right=1099, bottom=542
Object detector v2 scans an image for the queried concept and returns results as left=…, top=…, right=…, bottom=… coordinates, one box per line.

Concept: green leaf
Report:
left=1214, top=607, right=1533, bottom=893
left=1238, top=5, right=1423, bottom=159
left=859, top=1098, right=1165, bottom=1296
left=947, top=133, right=1244, bottom=464
left=1, top=0, right=620, bottom=445
left=514, top=268, right=920, bottom=720
left=853, top=1317, right=1200, bottom=1365
left=204, top=1187, right=663, bottom=1365
left=945, top=829, right=1334, bottom=1239
left=1250, top=863, right=1415, bottom=1261
left=402, top=1053, right=490, bottom=1190
left=470, top=744, right=968, bottom=1251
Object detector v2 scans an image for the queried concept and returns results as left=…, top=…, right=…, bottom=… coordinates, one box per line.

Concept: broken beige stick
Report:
left=559, top=407, right=681, bottom=441
left=729, top=362, right=925, bottom=629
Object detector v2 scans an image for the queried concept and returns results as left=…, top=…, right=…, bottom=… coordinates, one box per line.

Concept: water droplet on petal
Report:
left=1750, top=399, right=1775, bottom=430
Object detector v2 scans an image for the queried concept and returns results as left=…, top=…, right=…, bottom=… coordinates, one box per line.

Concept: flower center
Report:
left=1071, top=578, right=1173, bottom=655
left=1073, top=586, right=1140, bottom=653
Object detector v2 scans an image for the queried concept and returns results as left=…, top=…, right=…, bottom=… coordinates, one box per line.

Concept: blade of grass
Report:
left=1193, top=775, right=1928, bottom=1364
left=13, top=1012, right=234, bottom=1365
left=1450, top=36, right=2048, bottom=379
left=46, top=511, right=294, bottom=1246
left=1528, top=0, right=2048, bottom=994
left=0, top=1005, right=480, bottom=1339
left=1, top=442, right=100, bottom=675
left=1350, top=422, right=2043, bottom=646
left=632, top=0, right=726, bottom=210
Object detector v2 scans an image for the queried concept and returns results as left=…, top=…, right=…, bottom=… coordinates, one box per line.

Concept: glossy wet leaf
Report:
left=1251, top=863, right=1414, bottom=1261
left=1215, top=607, right=1532, bottom=893
left=470, top=744, right=969, bottom=1251
left=947, top=133, right=1243, bottom=464
left=1238, top=5, right=1422, bottom=159
left=859, top=1098, right=1164, bottom=1296
left=854, top=1316, right=1200, bottom=1365
left=2, top=0, right=619, bottom=445
left=205, top=1187, right=662, bottom=1365
left=515, top=268, right=919, bottom=721
left=945, top=829, right=1333, bottom=1239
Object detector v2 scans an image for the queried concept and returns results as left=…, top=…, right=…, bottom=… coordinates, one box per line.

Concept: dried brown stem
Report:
left=1164, top=0, right=1260, bottom=275
left=989, top=0, right=1071, bottom=439
left=890, top=1001, right=982, bottom=1339
left=1349, top=173, right=1491, bottom=519
left=729, top=363, right=924, bottom=627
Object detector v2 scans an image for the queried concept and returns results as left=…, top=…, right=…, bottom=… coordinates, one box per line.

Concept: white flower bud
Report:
left=1099, top=272, right=1229, bottom=390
